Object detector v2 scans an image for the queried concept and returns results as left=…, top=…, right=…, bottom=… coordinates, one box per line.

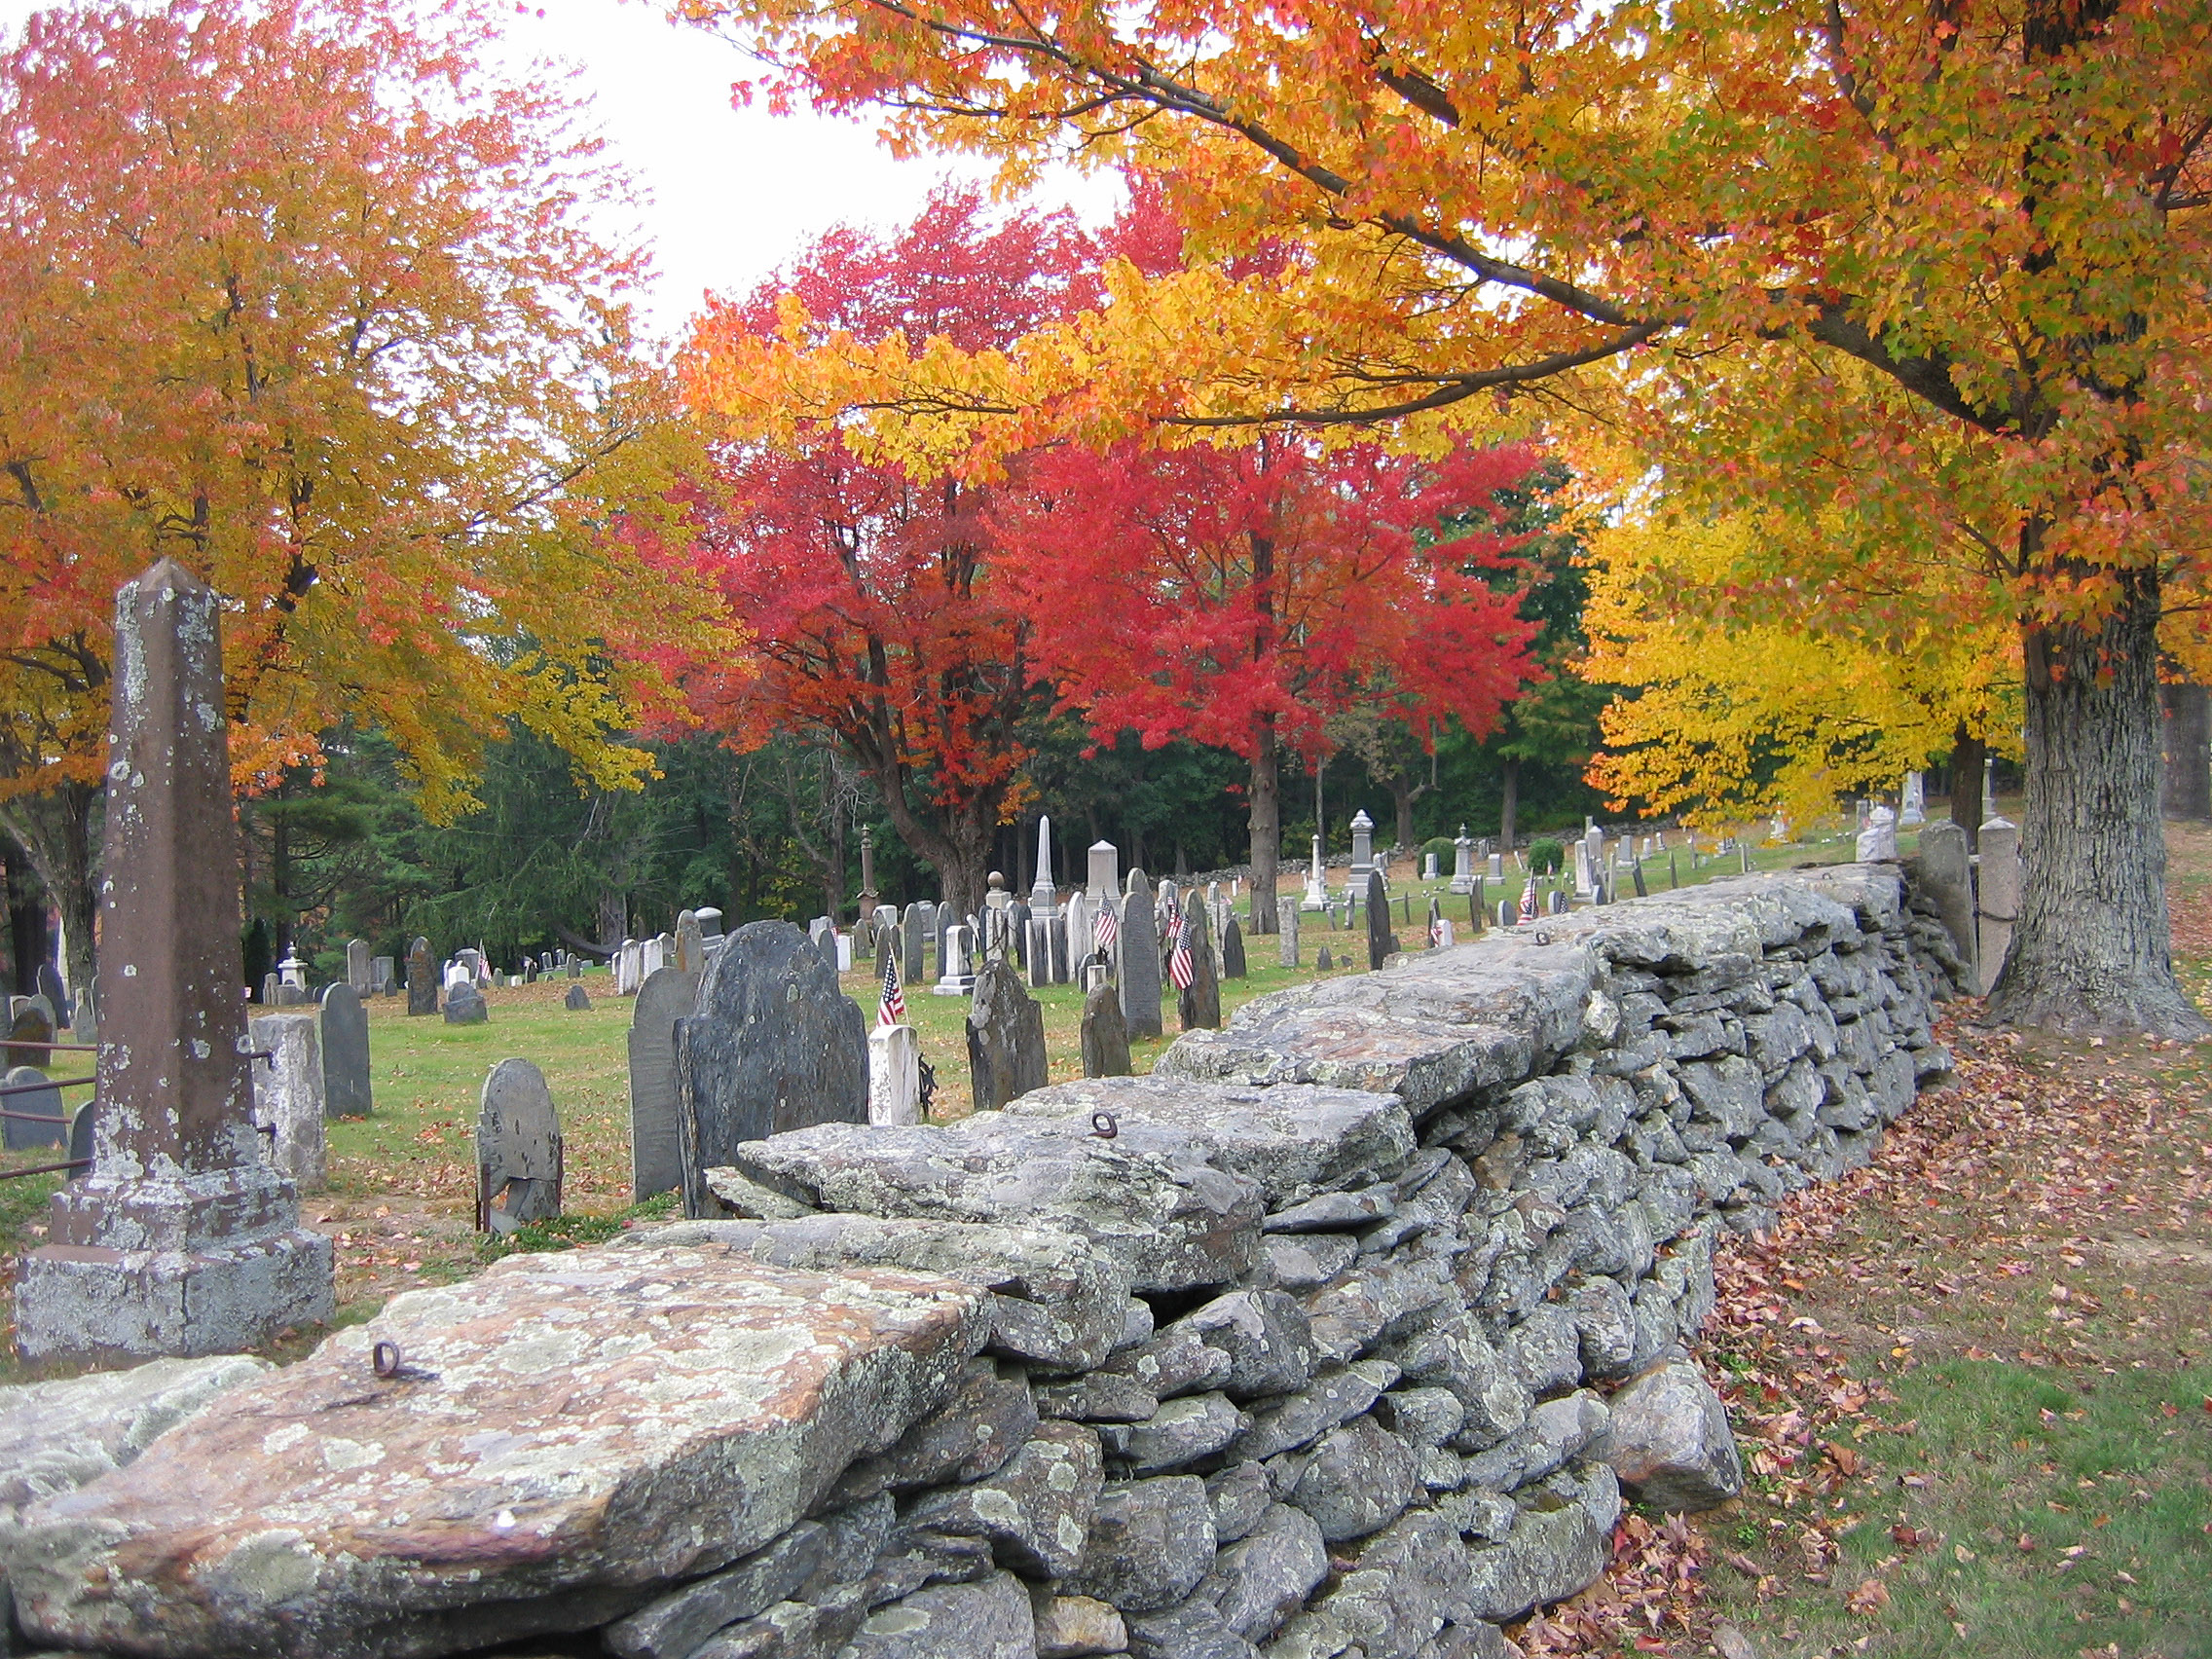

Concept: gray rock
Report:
left=0, top=1354, right=272, bottom=1525
left=1502, top=1308, right=1583, bottom=1397
left=1235, top=1361, right=1396, bottom=1461
left=1598, top=1359, right=1744, bottom=1511
left=1203, top=1461, right=1272, bottom=1545
left=1063, top=1476, right=1218, bottom=1613
left=903, top=1421, right=1105, bottom=1578
left=1099, top=1392, right=1246, bottom=1474
left=1037, top=1373, right=1161, bottom=1423
left=827, top=1360, right=1039, bottom=1503
left=1372, top=1386, right=1464, bottom=1450
left=970, top=957, right=1050, bottom=1113
left=1082, top=981, right=1133, bottom=1079
left=1301, top=1256, right=1457, bottom=1365
left=1170, top=1290, right=1316, bottom=1400
left=1379, top=1309, right=1530, bottom=1449
left=1124, top=1601, right=1258, bottom=1659
left=1264, top=1189, right=1394, bottom=1233
left=1289, top=1418, right=1419, bottom=1543
left=675, top=919, right=868, bottom=1219
left=1102, top=1326, right=1235, bottom=1398
left=1195, top=1501, right=1327, bottom=1642
left=1006, top=1077, right=1413, bottom=1209
left=605, top=1522, right=830, bottom=1659
left=1261, top=1233, right=1359, bottom=1292
left=1460, top=1391, right=1609, bottom=1492
left=1267, top=1505, right=1470, bottom=1659
left=1459, top=1497, right=1609, bottom=1623
left=1030, top=1588, right=1128, bottom=1659
left=841, top=1569, right=1037, bottom=1658
left=726, top=1117, right=1263, bottom=1294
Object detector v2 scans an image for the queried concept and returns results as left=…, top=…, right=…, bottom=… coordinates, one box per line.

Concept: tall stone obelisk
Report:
left=16, top=561, right=333, bottom=1365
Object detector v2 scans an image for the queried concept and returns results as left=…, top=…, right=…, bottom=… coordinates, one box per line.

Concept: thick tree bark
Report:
left=1247, top=714, right=1279, bottom=933
left=2162, top=682, right=2211, bottom=822
left=1497, top=756, right=1521, bottom=851
left=1987, top=565, right=2205, bottom=1037
left=0, top=782, right=97, bottom=1019
left=1948, top=722, right=1985, bottom=846
left=4, top=839, right=46, bottom=997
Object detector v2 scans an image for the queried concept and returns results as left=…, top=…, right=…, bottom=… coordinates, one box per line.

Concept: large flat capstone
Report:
left=6, top=1249, right=989, bottom=1659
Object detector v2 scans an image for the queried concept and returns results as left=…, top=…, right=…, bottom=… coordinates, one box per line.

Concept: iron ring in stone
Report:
left=1091, top=1112, right=1119, bottom=1139
left=1534, top=930, right=1551, bottom=945
left=373, top=1341, right=404, bottom=1380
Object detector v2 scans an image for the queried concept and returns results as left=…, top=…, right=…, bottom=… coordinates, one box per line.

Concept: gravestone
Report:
left=522, top=958, right=537, bottom=985
left=868, top=1022, right=921, bottom=1126
left=1548, top=889, right=1570, bottom=915
left=903, top=902, right=929, bottom=988
left=37, top=962, right=68, bottom=1028
left=258, top=973, right=281, bottom=1010
left=1366, top=868, right=1395, bottom=971
left=1276, top=896, right=1300, bottom=967
left=696, top=906, right=724, bottom=940
left=1632, top=860, right=1648, bottom=898
left=406, top=938, right=437, bottom=1016
left=66, top=1097, right=92, bottom=1179
left=475, top=1058, right=563, bottom=1235
left=1303, top=834, right=1328, bottom=910
left=1975, top=817, right=2021, bottom=996
left=933, top=923, right=978, bottom=996
left=675, top=911, right=708, bottom=976
left=808, top=916, right=835, bottom=969
left=1900, top=771, right=1926, bottom=826
left=345, top=939, right=372, bottom=996
left=17, top=560, right=332, bottom=1366
left=2, top=1065, right=63, bottom=1151
left=1498, top=898, right=1516, bottom=930
left=1176, top=894, right=1222, bottom=1032
left=967, top=957, right=1048, bottom=1113
left=1220, top=914, right=1247, bottom=979
left=1119, top=871, right=1163, bottom=1040
left=1009, top=900, right=1032, bottom=969
left=1316, top=944, right=1333, bottom=971
left=1088, top=839, right=1119, bottom=903
left=673, top=920, right=866, bottom=1218
left=1031, top=814, right=1057, bottom=913
left=371, top=955, right=395, bottom=996
left=1856, top=802, right=1899, bottom=863
left=565, top=982, right=591, bottom=1012
left=318, top=984, right=372, bottom=1120
left=1349, top=810, right=1374, bottom=886
left=627, top=963, right=701, bottom=1203
left=1471, top=875, right=1486, bottom=931
left=1067, top=891, right=1093, bottom=966
left=443, top=979, right=488, bottom=1024
left=1450, top=827, right=1475, bottom=895
left=247, top=1012, right=326, bottom=1192
left=6, top=1004, right=53, bottom=1071
left=1080, top=979, right=1132, bottom=1078
left=1433, top=918, right=1456, bottom=949
left=1422, top=852, right=1438, bottom=880
left=1488, top=852, right=1504, bottom=882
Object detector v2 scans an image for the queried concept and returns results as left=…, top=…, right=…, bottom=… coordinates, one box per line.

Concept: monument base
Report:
left=1448, top=877, right=1474, bottom=895
left=16, top=1229, right=334, bottom=1368
left=929, top=976, right=977, bottom=997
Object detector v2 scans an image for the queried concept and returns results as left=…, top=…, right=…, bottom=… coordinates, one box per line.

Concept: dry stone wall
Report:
left=0, top=866, right=1950, bottom=1659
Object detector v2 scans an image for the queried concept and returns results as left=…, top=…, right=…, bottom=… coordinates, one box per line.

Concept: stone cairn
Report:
left=1, top=864, right=1959, bottom=1659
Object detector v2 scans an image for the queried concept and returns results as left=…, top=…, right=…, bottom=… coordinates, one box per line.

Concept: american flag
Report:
left=1167, top=904, right=1195, bottom=990
left=1518, top=874, right=1538, bottom=925
left=1095, top=897, right=1119, bottom=953
left=877, top=948, right=905, bottom=1027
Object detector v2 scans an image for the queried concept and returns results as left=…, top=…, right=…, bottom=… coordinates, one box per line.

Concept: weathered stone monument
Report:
left=15, top=560, right=332, bottom=1366
left=318, top=983, right=372, bottom=1119
left=1976, top=816, right=2021, bottom=995
left=1080, top=978, right=1131, bottom=1077
left=475, top=1057, right=563, bottom=1235
left=2, top=1065, right=62, bottom=1151
left=967, top=956, right=1048, bottom=1113
left=247, top=1011, right=326, bottom=1191
left=565, top=982, right=591, bottom=1011
left=1303, top=833, right=1328, bottom=910
left=1450, top=825, right=1476, bottom=895
left=1119, top=870, right=1163, bottom=1039
left=674, top=921, right=866, bottom=1218
left=1030, top=814, right=1057, bottom=912
left=1857, top=802, right=1899, bottom=863
left=1899, top=771, right=1926, bottom=826
left=932, top=922, right=978, bottom=996
left=4, top=1004, right=52, bottom=1071
left=903, top=900, right=930, bottom=987
left=406, top=937, right=437, bottom=1016
left=1220, top=914, right=1246, bottom=979
left=627, top=963, right=701, bottom=1202
left=1366, top=867, right=1396, bottom=970
left=1088, top=838, right=1119, bottom=903
left=344, top=938, right=371, bottom=995
left=370, top=953, right=395, bottom=996
left=867, top=1021, right=921, bottom=1125
left=443, top=978, right=488, bottom=1024
left=1276, top=895, right=1300, bottom=966
left=674, top=910, right=708, bottom=976
left=1315, top=943, right=1334, bottom=971
left=1177, top=894, right=1222, bottom=1032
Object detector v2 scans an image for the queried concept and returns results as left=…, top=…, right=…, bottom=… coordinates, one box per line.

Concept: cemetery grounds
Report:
left=0, top=823, right=2206, bottom=1659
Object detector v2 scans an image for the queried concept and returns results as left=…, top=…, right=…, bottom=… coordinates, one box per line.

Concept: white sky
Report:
left=0, top=0, right=1120, bottom=340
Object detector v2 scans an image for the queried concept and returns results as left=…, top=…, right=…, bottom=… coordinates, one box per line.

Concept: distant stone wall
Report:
left=3, top=866, right=1951, bottom=1659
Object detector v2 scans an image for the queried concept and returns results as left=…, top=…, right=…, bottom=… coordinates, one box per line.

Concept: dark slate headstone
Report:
left=66, top=1097, right=93, bottom=1180
left=1316, top=944, right=1334, bottom=972
left=1366, top=869, right=1396, bottom=971
left=627, top=964, right=700, bottom=1203
left=1220, top=916, right=1247, bottom=979
left=569, top=953, right=583, bottom=979
left=1080, top=979, right=1132, bottom=1079
left=903, top=902, right=928, bottom=987
left=1176, top=894, right=1222, bottom=1033
left=406, top=937, right=437, bottom=1016
left=565, top=982, right=591, bottom=1011
left=1010, top=901, right=1031, bottom=970
left=674, top=920, right=866, bottom=1219
left=967, top=956, right=1048, bottom=1113
left=443, top=980, right=487, bottom=1024
left=1632, top=860, right=1648, bottom=898
left=2, top=1064, right=63, bottom=1151
left=475, top=1057, right=563, bottom=1235
left=318, top=984, right=372, bottom=1119
left=36, top=963, right=68, bottom=1028
left=1119, top=871, right=1163, bottom=1040
left=5, top=1006, right=53, bottom=1071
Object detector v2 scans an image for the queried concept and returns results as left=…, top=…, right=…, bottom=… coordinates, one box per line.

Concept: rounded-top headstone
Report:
left=444, top=980, right=488, bottom=1024
left=6, top=1005, right=54, bottom=1072
left=2, top=1064, right=63, bottom=1151
left=565, top=982, right=591, bottom=1012
left=476, top=1058, right=563, bottom=1235
left=318, top=983, right=373, bottom=1119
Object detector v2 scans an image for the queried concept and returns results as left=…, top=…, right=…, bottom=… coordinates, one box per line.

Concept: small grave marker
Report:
left=475, top=1058, right=563, bottom=1235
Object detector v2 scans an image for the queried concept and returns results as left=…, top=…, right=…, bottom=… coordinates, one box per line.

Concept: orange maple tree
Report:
left=670, top=0, right=2212, bottom=1035
left=0, top=0, right=717, bottom=995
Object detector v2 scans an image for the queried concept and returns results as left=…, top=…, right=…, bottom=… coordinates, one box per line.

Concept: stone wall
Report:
left=2, top=866, right=1951, bottom=1659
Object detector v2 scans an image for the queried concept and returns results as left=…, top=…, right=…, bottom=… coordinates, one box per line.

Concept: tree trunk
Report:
left=0, top=782, right=97, bottom=1020
left=4, top=838, right=45, bottom=997
left=1987, top=565, right=2205, bottom=1037
left=1948, top=722, right=1985, bottom=847
left=1497, top=756, right=1521, bottom=851
left=1247, top=715, right=1279, bottom=933
left=2162, top=682, right=2211, bottom=822
left=596, top=889, right=627, bottom=948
